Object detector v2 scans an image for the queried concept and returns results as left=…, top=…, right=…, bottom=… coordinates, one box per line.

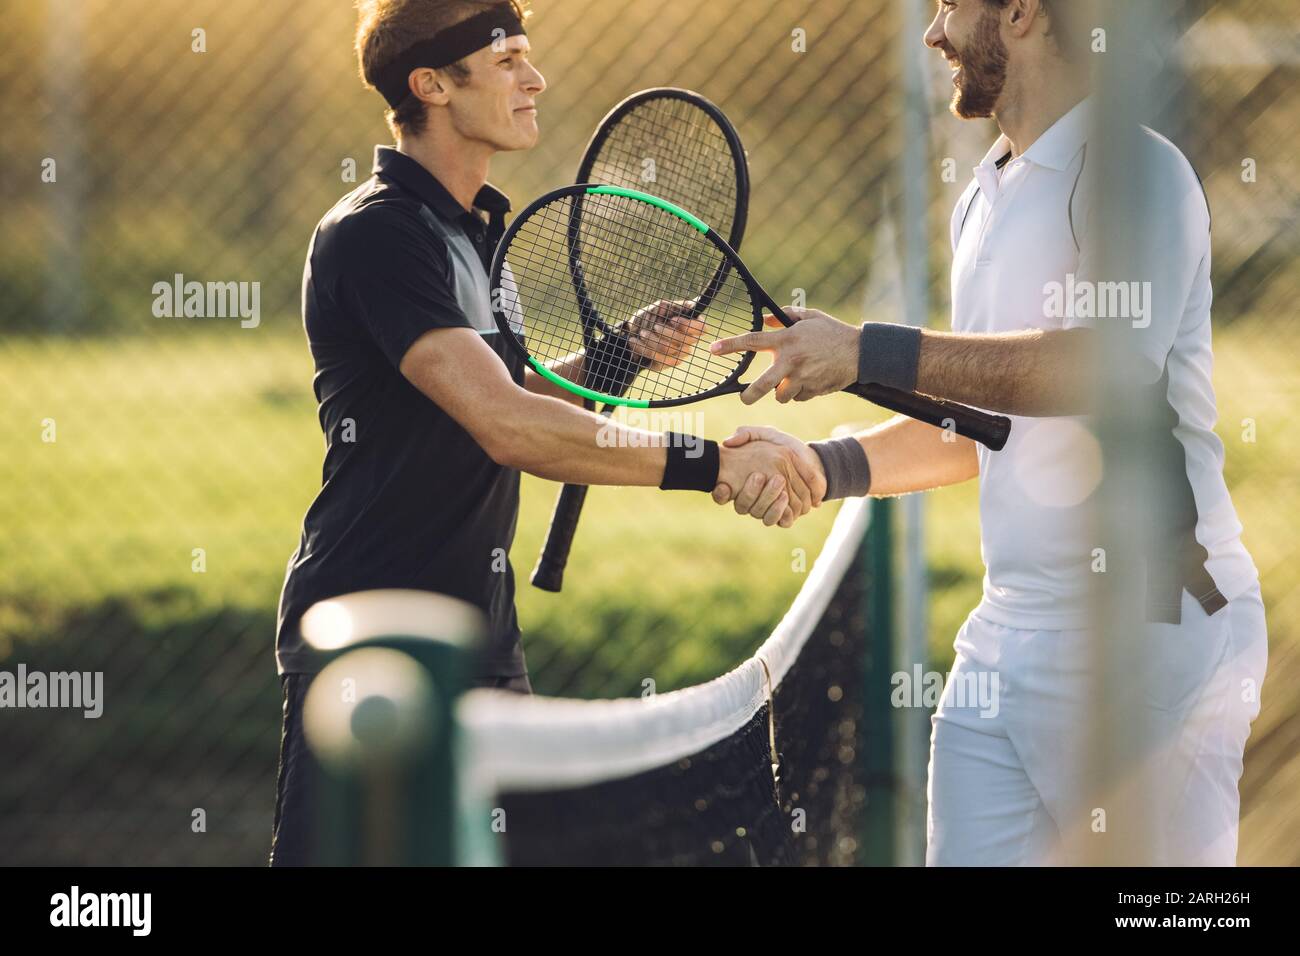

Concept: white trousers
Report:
left=926, top=585, right=1267, bottom=866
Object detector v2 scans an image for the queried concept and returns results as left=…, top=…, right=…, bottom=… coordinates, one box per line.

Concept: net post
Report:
left=298, top=590, right=488, bottom=866
left=860, top=497, right=898, bottom=865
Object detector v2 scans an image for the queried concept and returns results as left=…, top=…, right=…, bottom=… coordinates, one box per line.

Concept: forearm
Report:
left=524, top=352, right=588, bottom=405
left=401, top=327, right=724, bottom=491
left=913, top=327, right=1095, bottom=417
left=495, top=390, right=671, bottom=484
left=855, top=415, right=980, bottom=497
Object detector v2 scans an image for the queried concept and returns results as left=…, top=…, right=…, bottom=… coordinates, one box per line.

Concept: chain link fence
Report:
left=0, top=0, right=1295, bottom=865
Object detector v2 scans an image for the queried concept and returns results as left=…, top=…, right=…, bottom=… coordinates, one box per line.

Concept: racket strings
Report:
left=575, top=193, right=750, bottom=399
left=586, top=98, right=739, bottom=235
left=576, top=196, right=737, bottom=397
left=502, top=192, right=758, bottom=403
left=567, top=96, right=745, bottom=399
left=517, top=197, right=727, bottom=397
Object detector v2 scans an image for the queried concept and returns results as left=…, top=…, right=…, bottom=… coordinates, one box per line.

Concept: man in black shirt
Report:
left=269, top=0, right=820, bottom=864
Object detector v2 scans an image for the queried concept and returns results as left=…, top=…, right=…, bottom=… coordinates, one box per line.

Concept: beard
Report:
left=949, top=7, right=1009, bottom=119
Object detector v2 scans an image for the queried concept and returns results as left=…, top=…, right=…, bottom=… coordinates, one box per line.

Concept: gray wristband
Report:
left=858, top=322, right=922, bottom=392
left=809, top=437, right=871, bottom=501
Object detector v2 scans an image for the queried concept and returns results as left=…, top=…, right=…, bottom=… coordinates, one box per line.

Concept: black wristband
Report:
left=809, top=437, right=871, bottom=501
left=586, top=329, right=650, bottom=397
left=659, top=434, right=720, bottom=492
left=858, top=322, right=923, bottom=393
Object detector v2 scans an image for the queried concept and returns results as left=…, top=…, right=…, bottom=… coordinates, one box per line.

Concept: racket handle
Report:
left=846, top=382, right=1012, bottom=451
left=531, top=482, right=592, bottom=592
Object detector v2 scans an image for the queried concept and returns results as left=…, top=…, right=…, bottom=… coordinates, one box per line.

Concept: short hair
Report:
left=355, top=0, right=531, bottom=138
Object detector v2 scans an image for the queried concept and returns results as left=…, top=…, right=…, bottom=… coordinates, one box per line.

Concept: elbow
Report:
left=1013, top=332, right=1094, bottom=417
left=1009, top=380, right=1088, bottom=418
left=1044, top=329, right=1096, bottom=415
left=482, top=431, right=528, bottom=470
left=477, top=400, right=536, bottom=471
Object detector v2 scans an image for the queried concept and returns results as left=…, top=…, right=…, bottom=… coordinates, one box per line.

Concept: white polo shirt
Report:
left=950, top=97, right=1257, bottom=630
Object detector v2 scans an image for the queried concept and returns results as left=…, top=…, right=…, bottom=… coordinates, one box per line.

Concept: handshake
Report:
left=713, top=426, right=826, bottom=529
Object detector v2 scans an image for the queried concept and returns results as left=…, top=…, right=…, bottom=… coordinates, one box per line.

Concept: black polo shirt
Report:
left=276, top=146, right=526, bottom=677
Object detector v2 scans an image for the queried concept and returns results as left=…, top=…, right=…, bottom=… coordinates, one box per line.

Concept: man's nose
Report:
left=923, top=13, right=946, bottom=49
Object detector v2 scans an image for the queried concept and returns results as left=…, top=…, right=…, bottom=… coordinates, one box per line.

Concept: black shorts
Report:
left=269, top=670, right=532, bottom=866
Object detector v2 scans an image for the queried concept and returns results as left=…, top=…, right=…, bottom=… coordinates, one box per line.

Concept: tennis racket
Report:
left=530, top=88, right=751, bottom=593
left=491, top=185, right=1013, bottom=477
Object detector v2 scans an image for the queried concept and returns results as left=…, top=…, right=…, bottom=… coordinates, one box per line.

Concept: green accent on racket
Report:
left=527, top=357, right=651, bottom=408
left=587, top=186, right=710, bottom=234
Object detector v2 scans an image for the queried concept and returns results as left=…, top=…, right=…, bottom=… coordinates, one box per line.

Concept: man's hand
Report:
left=709, top=307, right=858, bottom=404
left=714, top=427, right=826, bottom=528
left=716, top=436, right=820, bottom=528
left=626, top=300, right=706, bottom=371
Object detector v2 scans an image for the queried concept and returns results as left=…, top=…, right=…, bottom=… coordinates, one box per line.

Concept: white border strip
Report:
left=459, top=497, right=871, bottom=793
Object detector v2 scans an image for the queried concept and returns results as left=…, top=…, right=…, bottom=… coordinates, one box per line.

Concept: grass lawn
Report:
left=0, top=331, right=893, bottom=696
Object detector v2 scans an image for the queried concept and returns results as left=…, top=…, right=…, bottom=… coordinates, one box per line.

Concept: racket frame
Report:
left=528, top=90, right=751, bottom=592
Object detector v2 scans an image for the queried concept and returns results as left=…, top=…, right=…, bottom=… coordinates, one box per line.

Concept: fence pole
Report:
left=45, top=0, right=86, bottom=332
left=896, top=0, right=933, bottom=868
left=1083, top=0, right=1176, bottom=865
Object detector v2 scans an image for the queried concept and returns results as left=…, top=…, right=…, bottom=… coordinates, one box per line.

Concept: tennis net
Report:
left=458, top=497, right=877, bottom=866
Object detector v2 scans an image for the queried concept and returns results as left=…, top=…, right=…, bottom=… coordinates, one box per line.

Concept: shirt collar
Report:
left=973, top=138, right=1013, bottom=201
left=1021, top=96, right=1092, bottom=171
left=371, top=145, right=511, bottom=221
left=975, top=96, right=1092, bottom=176
left=977, top=135, right=1014, bottom=173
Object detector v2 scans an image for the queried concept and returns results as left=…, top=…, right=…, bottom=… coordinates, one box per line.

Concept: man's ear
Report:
left=1005, top=0, right=1041, bottom=39
left=409, top=67, right=453, bottom=107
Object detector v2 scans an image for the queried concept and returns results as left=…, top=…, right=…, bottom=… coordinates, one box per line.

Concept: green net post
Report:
left=298, top=590, right=486, bottom=866
left=861, top=497, right=898, bottom=865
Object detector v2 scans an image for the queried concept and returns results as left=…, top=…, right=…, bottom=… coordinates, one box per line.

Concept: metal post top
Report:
left=300, top=589, right=485, bottom=653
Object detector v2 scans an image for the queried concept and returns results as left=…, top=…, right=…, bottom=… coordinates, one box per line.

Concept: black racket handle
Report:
left=847, top=381, right=1011, bottom=450
left=531, top=481, right=592, bottom=592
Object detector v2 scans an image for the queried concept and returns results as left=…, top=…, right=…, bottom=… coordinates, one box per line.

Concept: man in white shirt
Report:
left=709, top=0, right=1266, bottom=865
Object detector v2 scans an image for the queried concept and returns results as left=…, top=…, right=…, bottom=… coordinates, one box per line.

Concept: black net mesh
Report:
left=496, top=540, right=869, bottom=866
